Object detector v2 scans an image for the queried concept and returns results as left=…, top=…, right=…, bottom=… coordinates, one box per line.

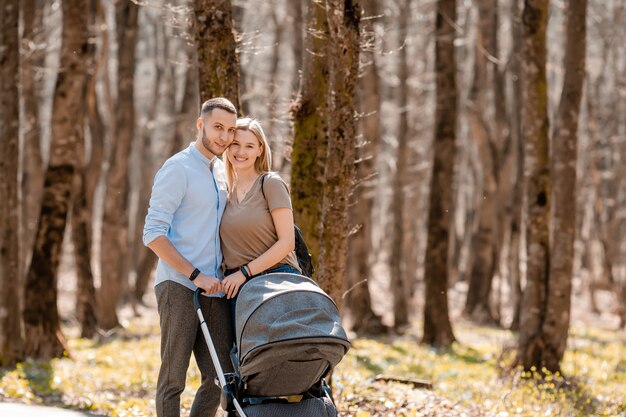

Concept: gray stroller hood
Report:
left=235, top=273, right=350, bottom=397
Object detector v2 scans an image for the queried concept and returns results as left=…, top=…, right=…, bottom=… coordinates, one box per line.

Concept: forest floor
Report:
left=1, top=256, right=625, bottom=416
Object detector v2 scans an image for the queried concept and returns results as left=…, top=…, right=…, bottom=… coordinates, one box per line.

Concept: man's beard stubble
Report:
left=201, top=126, right=224, bottom=158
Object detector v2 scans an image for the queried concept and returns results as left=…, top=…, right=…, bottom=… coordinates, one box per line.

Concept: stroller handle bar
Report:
left=193, top=288, right=226, bottom=387
left=193, top=287, right=205, bottom=310
left=194, top=288, right=248, bottom=417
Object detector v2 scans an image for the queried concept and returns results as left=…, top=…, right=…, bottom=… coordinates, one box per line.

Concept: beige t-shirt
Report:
left=220, top=173, right=301, bottom=273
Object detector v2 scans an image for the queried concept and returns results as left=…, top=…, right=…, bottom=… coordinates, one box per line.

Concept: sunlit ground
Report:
left=336, top=322, right=626, bottom=416
left=1, top=314, right=624, bottom=417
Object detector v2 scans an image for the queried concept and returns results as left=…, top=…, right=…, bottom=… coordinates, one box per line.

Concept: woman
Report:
left=220, top=117, right=301, bottom=300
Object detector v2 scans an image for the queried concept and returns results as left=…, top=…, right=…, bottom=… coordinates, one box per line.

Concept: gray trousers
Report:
left=155, top=281, right=233, bottom=417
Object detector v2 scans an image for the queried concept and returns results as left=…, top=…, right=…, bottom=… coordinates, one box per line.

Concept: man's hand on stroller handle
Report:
left=222, top=271, right=246, bottom=299
left=195, top=273, right=222, bottom=294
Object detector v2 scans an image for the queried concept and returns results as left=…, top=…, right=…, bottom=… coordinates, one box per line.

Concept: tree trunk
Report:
left=288, top=0, right=304, bottom=91
left=193, top=0, right=241, bottom=109
left=73, top=0, right=104, bottom=339
left=0, top=0, right=24, bottom=367
left=267, top=4, right=284, bottom=148
left=132, top=21, right=166, bottom=304
left=464, top=0, right=499, bottom=324
left=507, top=0, right=524, bottom=331
left=23, top=0, right=88, bottom=359
left=85, top=0, right=106, bottom=224
left=72, top=172, right=98, bottom=339
left=290, top=0, right=330, bottom=266
left=173, top=45, right=199, bottom=154
left=406, top=3, right=436, bottom=299
left=130, top=19, right=159, bottom=304
left=232, top=4, right=248, bottom=115
left=587, top=79, right=621, bottom=323
left=316, top=0, right=361, bottom=309
left=390, top=0, right=411, bottom=331
left=447, top=0, right=475, bottom=289
left=346, top=0, right=386, bottom=336
left=99, top=0, right=138, bottom=330
left=491, top=3, right=511, bottom=325
left=585, top=4, right=626, bottom=329
left=543, top=0, right=586, bottom=372
left=516, top=0, right=551, bottom=372
left=582, top=88, right=607, bottom=316
left=421, top=0, right=457, bottom=348
left=20, top=0, right=45, bottom=279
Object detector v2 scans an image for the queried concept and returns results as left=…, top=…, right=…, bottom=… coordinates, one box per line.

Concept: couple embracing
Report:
left=142, top=97, right=301, bottom=417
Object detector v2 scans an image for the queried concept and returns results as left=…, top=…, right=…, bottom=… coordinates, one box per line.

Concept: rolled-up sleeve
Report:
left=143, top=160, right=187, bottom=246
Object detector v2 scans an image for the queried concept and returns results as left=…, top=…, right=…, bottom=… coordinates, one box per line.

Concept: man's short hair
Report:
left=200, top=97, right=237, bottom=118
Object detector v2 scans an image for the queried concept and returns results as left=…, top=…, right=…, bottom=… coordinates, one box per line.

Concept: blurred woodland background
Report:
left=0, top=0, right=625, bottom=390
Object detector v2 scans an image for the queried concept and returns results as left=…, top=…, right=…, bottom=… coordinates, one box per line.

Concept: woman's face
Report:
left=228, top=129, right=262, bottom=172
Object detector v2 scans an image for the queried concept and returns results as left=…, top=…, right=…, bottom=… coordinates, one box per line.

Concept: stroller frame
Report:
left=194, top=288, right=336, bottom=417
left=194, top=288, right=248, bottom=416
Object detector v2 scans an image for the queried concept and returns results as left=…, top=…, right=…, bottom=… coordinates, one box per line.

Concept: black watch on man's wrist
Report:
left=189, top=268, right=201, bottom=281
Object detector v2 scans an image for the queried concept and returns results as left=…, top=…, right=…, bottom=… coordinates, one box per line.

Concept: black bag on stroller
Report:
left=194, top=273, right=350, bottom=417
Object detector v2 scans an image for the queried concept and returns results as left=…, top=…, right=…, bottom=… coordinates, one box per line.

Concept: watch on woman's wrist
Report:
left=240, top=264, right=251, bottom=280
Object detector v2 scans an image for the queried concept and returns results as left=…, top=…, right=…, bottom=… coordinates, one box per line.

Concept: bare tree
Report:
left=131, top=16, right=164, bottom=306
left=266, top=3, right=285, bottom=143
left=288, top=0, right=304, bottom=91
left=316, top=0, right=361, bottom=308
left=543, top=0, right=587, bottom=371
left=172, top=45, right=199, bottom=155
left=0, top=0, right=24, bottom=366
left=20, top=0, right=45, bottom=278
left=99, top=0, right=139, bottom=330
left=23, top=0, right=88, bottom=358
left=515, top=0, right=552, bottom=371
left=73, top=0, right=103, bottom=338
left=463, top=0, right=500, bottom=324
left=390, top=0, right=411, bottom=330
left=85, top=0, right=106, bottom=216
left=583, top=1, right=626, bottom=329
left=422, top=0, right=457, bottom=347
left=346, top=0, right=386, bottom=335
left=291, top=0, right=330, bottom=264
left=507, top=0, right=524, bottom=331
left=73, top=155, right=98, bottom=338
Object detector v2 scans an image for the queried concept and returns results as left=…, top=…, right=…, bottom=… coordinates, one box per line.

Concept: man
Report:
left=143, top=97, right=237, bottom=417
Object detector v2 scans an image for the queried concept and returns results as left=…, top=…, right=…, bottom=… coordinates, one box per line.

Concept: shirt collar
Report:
left=189, top=142, right=218, bottom=171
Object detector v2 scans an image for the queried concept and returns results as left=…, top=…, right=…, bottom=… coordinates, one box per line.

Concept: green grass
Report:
left=335, top=322, right=626, bottom=416
left=1, top=317, right=624, bottom=416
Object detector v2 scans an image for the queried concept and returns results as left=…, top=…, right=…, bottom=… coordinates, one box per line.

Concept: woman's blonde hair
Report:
left=224, top=117, right=272, bottom=190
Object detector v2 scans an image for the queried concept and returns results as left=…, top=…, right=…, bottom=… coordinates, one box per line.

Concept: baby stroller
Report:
left=193, top=272, right=351, bottom=417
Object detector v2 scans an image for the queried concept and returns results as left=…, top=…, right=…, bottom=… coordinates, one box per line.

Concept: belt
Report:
left=224, top=263, right=287, bottom=277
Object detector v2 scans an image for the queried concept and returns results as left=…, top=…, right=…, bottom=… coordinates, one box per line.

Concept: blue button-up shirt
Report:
left=143, top=143, right=227, bottom=296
